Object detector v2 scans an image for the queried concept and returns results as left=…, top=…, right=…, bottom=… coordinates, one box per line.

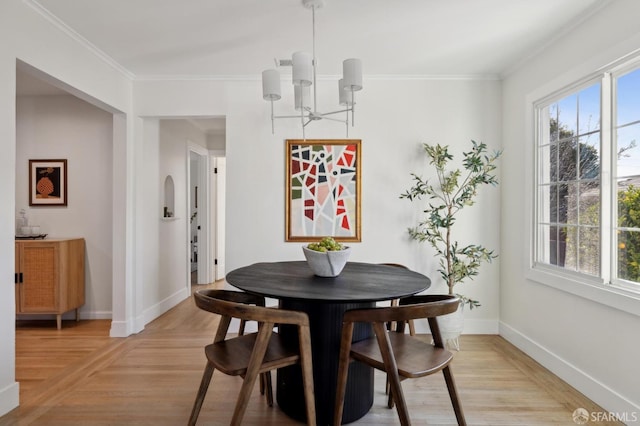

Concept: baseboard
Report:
left=16, top=311, right=113, bottom=321
left=79, top=311, right=112, bottom=320
left=0, top=381, right=19, bottom=417
left=110, top=289, right=189, bottom=337
left=109, top=318, right=143, bottom=337
left=413, top=317, right=499, bottom=334
left=142, top=287, right=190, bottom=327
left=499, top=321, right=640, bottom=418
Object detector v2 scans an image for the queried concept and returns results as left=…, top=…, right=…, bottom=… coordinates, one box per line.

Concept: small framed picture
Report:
left=29, top=159, right=67, bottom=206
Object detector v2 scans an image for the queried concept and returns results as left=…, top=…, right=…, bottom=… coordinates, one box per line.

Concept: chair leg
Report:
left=188, top=362, right=215, bottom=426
left=333, top=323, right=354, bottom=426
left=442, top=366, right=466, bottom=426
left=298, top=327, right=316, bottom=426
left=259, top=372, right=264, bottom=394
left=231, top=325, right=273, bottom=426
left=264, top=371, right=273, bottom=407
left=373, top=322, right=411, bottom=426
left=408, top=319, right=416, bottom=336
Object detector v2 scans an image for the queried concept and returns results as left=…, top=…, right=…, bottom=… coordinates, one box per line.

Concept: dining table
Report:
left=225, top=260, right=431, bottom=425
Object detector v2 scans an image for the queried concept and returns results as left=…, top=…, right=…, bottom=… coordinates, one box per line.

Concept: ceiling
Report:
left=28, top=0, right=606, bottom=78
left=17, top=0, right=608, bottom=135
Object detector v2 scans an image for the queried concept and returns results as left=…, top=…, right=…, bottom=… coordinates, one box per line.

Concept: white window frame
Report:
left=525, top=57, right=640, bottom=318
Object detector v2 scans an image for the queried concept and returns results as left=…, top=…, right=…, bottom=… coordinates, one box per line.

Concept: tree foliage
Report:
left=401, top=140, right=502, bottom=309
left=618, top=185, right=640, bottom=281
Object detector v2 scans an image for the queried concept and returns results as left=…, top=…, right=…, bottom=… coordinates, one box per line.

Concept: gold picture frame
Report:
left=286, top=139, right=361, bottom=242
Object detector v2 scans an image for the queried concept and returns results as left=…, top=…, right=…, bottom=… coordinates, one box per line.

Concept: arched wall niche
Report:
left=163, top=175, right=175, bottom=218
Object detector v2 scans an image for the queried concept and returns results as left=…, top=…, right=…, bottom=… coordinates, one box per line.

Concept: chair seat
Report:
left=205, top=333, right=300, bottom=376
left=350, top=332, right=453, bottom=378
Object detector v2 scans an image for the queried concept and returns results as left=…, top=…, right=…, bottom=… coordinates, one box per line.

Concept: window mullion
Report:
left=601, top=72, right=613, bottom=284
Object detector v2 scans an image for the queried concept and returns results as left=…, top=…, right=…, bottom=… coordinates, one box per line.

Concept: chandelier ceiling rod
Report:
left=261, top=0, right=363, bottom=139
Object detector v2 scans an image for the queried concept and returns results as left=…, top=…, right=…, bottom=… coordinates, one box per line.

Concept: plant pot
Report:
left=437, top=302, right=464, bottom=351
left=302, top=246, right=350, bottom=277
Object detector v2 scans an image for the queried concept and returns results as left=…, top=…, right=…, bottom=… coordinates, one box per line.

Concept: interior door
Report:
left=212, top=156, right=226, bottom=279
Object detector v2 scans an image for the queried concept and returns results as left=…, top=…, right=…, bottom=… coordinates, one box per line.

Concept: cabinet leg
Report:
left=56, top=314, right=61, bottom=330
left=76, top=308, right=80, bottom=322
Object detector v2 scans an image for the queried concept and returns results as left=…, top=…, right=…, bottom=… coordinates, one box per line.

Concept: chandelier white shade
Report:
left=261, top=0, right=363, bottom=138
left=292, top=52, right=313, bottom=86
left=261, top=69, right=281, bottom=101
left=343, top=58, right=362, bottom=91
left=295, top=85, right=311, bottom=110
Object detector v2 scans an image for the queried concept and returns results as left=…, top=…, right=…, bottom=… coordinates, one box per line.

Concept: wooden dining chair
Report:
left=238, top=315, right=273, bottom=405
left=189, top=289, right=316, bottom=426
left=379, top=263, right=415, bottom=336
left=333, top=294, right=466, bottom=426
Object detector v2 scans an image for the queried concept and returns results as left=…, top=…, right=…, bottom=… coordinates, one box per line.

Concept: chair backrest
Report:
left=194, top=289, right=309, bottom=343
left=344, top=294, right=459, bottom=324
left=343, top=294, right=459, bottom=348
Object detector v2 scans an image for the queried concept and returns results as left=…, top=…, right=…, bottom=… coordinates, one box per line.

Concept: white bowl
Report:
left=302, top=246, right=351, bottom=277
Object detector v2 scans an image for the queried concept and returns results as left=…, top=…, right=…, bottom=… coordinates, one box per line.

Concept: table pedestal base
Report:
left=277, top=301, right=374, bottom=425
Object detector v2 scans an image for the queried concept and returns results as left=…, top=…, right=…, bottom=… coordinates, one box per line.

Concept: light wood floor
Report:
left=2, top=281, right=621, bottom=425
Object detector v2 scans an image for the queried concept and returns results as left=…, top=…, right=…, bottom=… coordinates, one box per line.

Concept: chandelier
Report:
left=261, top=0, right=363, bottom=139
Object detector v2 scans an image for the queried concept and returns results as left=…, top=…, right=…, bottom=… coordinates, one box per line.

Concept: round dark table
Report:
left=226, top=261, right=431, bottom=425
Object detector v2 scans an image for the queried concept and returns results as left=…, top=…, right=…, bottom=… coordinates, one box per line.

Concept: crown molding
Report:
left=133, top=73, right=501, bottom=83
left=23, top=0, right=135, bottom=80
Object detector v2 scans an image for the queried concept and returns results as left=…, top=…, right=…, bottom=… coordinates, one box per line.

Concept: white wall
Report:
left=16, top=94, right=113, bottom=318
left=207, top=132, right=225, bottom=151
left=0, top=0, right=133, bottom=415
left=501, top=0, right=640, bottom=415
left=157, top=120, right=207, bottom=307
left=134, top=118, right=210, bottom=326
left=135, top=76, right=502, bottom=335
left=232, top=78, right=502, bottom=334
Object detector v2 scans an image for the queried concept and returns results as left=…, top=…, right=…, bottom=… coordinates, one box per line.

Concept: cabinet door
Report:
left=18, top=243, right=59, bottom=312
left=15, top=242, right=19, bottom=311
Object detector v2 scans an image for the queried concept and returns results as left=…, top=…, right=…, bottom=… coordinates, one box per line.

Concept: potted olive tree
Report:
left=401, top=140, right=501, bottom=349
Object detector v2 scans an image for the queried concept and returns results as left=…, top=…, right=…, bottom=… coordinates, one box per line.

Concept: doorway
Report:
left=15, top=62, right=117, bottom=326
left=188, top=143, right=210, bottom=286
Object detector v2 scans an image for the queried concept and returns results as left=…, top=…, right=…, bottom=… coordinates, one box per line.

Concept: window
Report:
left=614, top=68, right=640, bottom=286
left=534, top=64, right=640, bottom=293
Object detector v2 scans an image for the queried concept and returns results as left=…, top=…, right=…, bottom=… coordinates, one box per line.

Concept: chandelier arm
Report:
left=301, top=106, right=306, bottom=139
left=272, top=114, right=311, bottom=119
left=270, top=99, right=275, bottom=134
left=346, top=109, right=349, bottom=138
left=351, top=91, right=355, bottom=126
left=318, top=116, right=346, bottom=123
left=319, top=108, right=352, bottom=117
left=312, top=5, right=318, bottom=114
left=345, top=101, right=349, bottom=137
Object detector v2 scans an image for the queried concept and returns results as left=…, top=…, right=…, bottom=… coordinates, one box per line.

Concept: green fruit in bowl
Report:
left=306, top=237, right=345, bottom=252
left=302, top=238, right=351, bottom=277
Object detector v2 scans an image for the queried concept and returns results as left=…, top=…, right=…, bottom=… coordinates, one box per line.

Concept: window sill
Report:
left=527, top=265, right=640, bottom=318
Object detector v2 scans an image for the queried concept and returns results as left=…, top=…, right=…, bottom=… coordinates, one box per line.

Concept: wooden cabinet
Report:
left=15, top=238, right=85, bottom=330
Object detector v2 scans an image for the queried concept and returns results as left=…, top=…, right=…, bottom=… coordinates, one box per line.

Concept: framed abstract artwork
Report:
left=29, top=159, right=67, bottom=206
left=286, top=139, right=361, bottom=242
